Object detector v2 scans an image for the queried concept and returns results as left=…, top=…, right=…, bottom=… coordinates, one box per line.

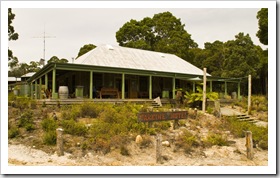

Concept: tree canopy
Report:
left=116, top=11, right=197, bottom=60
left=76, top=44, right=96, bottom=59
left=256, top=8, right=268, bottom=45
left=8, top=61, right=41, bottom=78
left=8, top=8, right=19, bottom=68
left=47, top=56, right=68, bottom=64
left=8, top=8, right=19, bottom=41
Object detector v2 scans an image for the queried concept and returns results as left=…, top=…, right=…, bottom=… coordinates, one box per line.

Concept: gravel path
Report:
left=8, top=137, right=268, bottom=166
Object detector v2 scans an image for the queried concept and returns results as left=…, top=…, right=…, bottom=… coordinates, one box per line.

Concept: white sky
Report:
left=8, top=4, right=266, bottom=64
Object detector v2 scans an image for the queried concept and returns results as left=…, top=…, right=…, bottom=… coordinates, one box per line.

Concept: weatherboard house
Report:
left=26, top=44, right=240, bottom=101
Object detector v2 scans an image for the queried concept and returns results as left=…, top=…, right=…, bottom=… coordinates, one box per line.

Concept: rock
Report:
left=162, top=141, right=170, bottom=147
left=135, top=135, right=143, bottom=144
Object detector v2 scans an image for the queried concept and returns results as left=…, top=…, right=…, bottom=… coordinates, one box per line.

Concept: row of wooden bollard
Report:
left=55, top=129, right=254, bottom=161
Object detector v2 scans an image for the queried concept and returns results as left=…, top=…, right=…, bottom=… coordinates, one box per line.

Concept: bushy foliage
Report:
left=251, top=95, right=268, bottom=112
left=184, top=85, right=218, bottom=108
left=223, top=116, right=268, bottom=150
left=61, top=119, right=87, bottom=136
left=174, top=130, right=199, bottom=154
left=18, top=110, right=35, bottom=132
left=41, top=118, right=58, bottom=132
left=43, top=131, right=57, bottom=145
left=204, top=133, right=228, bottom=147
left=8, top=126, right=19, bottom=138
left=8, top=94, right=37, bottom=110
left=234, top=95, right=268, bottom=113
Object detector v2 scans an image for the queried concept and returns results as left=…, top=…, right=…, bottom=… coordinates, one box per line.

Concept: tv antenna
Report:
left=33, top=27, right=56, bottom=65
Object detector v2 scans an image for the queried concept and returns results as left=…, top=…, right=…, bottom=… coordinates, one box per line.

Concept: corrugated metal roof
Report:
left=75, top=44, right=210, bottom=76
left=21, top=72, right=36, bottom=78
left=8, top=77, right=21, bottom=82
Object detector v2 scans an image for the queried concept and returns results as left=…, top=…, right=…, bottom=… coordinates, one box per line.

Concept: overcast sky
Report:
left=8, top=6, right=266, bottom=64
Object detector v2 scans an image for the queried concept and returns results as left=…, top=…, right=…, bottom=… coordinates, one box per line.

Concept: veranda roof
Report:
left=74, top=44, right=210, bottom=77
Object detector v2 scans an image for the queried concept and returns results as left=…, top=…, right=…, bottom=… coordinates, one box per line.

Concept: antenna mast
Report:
left=33, top=26, right=55, bottom=65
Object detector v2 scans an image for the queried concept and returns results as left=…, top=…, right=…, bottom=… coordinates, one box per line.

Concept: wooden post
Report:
left=202, top=68, right=207, bottom=113
left=245, top=131, right=253, bottom=160
left=89, top=71, right=93, bottom=99
left=248, top=75, right=251, bottom=115
left=30, top=82, right=33, bottom=99
left=45, top=74, right=48, bottom=91
left=52, top=68, right=56, bottom=98
left=214, top=100, right=221, bottom=118
left=237, top=81, right=241, bottom=100
left=35, top=80, right=38, bottom=99
left=194, top=108, right=197, bottom=119
left=173, top=119, right=179, bottom=130
left=172, top=77, right=176, bottom=99
left=122, top=73, right=125, bottom=99
left=224, top=81, right=227, bottom=97
left=149, top=75, right=152, bottom=99
left=192, top=82, right=195, bottom=93
left=156, top=134, right=162, bottom=164
left=56, top=128, right=64, bottom=156
left=39, top=77, right=42, bottom=99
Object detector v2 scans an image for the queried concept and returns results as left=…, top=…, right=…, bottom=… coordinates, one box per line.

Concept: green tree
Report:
left=116, top=11, right=197, bottom=61
left=8, top=8, right=19, bottom=67
left=8, top=63, right=29, bottom=77
left=8, top=8, right=19, bottom=41
left=47, top=56, right=68, bottom=64
left=28, top=61, right=41, bottom=72
left=256, top=8, right=268, bottom=45
left=76, top=44, right=96, bottom=59
left=222, top=33, right=261, bottom=78
left=201, top=41, right=225, bottom=77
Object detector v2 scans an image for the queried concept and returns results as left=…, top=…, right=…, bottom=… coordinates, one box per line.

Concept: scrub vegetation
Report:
left=8, top=93, right=268, bottom=159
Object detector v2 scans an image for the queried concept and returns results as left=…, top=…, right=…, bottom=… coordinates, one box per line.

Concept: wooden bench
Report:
left=100, top=88, right=120, bottom=99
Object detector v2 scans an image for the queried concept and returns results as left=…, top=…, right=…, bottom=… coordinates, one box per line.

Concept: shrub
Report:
left=153, top=121, right=171, bottom=130
left=61, top=119, right=87, bottom=136
left=41, top=118, right=58, bottom=132
left=8, top=127, right=19, bottom=138
left=140, top=135, right=153, bottom=148
left=93, top=138, right=111, bottom=154
left=174, top=130, right=199, bottom=154
left=222, top=116, right=268, bottom=150
left=61, top=105, right=81, bottom=120
left=18, top=110, right=35, bottom=132
left=206, top=107, right=214, bottom=114
left=43, top=131, right=57, bottom=145
left=204, top=133, right=228, bottom=147
left=120, top=145, right=130, bottom=156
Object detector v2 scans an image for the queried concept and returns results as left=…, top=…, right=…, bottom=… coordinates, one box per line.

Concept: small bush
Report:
left=153, top=121, right=171, bottom=130
left=61, top=119, right=87, bottom=136
left=222, top=116, right=268, bottom=150
left=41, top=118, right=58, bottom=132
left=120, top=145, right=130, bottom=156
left=174, top=130, right=199, bottom=154
left=206, top=107, right=214, bottom=114
left=140, top=135, right=153, bottom=148
left=43, top=131, right=57, bottom=145
left=8, top=127, right=19, bottom=138
left=93, top=138, right=111, bottom=154
left=18, top=110, right=35, bottom=132
left=204, top=133, right=228, bottom=147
